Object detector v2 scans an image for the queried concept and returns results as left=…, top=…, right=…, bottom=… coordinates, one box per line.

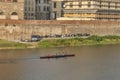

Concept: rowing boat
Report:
left=40, top=54, right=75, bottom=59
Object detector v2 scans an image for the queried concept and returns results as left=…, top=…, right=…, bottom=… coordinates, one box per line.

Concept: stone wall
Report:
left=0, top=20, right=120, bottom=41
left=0, top=2, right=24, bottom=20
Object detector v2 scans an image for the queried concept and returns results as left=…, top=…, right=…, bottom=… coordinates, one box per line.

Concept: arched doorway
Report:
left=0, top=11, right=6, bottom=19
left=11, top=12, right=18, bottom=15
left=10, top=12, right=18, bottom=20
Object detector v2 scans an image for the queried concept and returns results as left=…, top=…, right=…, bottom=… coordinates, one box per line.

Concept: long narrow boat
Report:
left=40, top=54, right=75, bottom=59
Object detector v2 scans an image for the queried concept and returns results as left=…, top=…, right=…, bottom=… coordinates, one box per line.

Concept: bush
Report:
left=87, top=35, right=103, bottom=42
left=102, top=35, right=120, bottom=39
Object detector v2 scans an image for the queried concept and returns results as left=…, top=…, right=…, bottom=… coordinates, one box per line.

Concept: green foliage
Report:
left=102, top=35, right=120, bottom=39
left=2, top=35, right=120, bottom=49
left=38, top=40, right=54, bottom=48
left=0, top=40, right=30, bottom=48
left=38, top=35, right=120, bottom=48
left=87, top=35, right=103, bottom=42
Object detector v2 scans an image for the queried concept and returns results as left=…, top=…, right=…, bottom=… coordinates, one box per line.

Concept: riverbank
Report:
left=0, top=40, right=31, bottom=49
left=1, top=35, right=120, bottom=49
left=37, top=35, right=120, bottom=48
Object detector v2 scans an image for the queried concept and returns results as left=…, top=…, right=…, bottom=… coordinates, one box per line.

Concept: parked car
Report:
left=31, top=35, right=41, bottom=42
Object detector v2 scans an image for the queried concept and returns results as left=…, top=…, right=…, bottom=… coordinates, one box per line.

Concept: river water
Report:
left=0, top=45, right=120, bottom=80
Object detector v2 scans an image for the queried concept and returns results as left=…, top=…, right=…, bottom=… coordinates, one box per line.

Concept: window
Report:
left=39, top=6, right=41, bottom=11
left=31, top=13, right=34, bottom=16
left=31, top=7, right=34, bottom=11
left=79, top=2, right=82, bottom=7
left=25, top=1, right=27, bottom=4
left=53, top=2, right=57, bottom=8
left=100, top=1, right=102, bottom=8
left=88, top=1, right=91, bottom=7
left=108, top=2, right=110, bottom=8
left=47, top=7, right=49, bottom=11
left=53, top=12, right=56, bottom=19
left=47, top=0, right=49, bottom=4
left=28, top=13, right=30, bottom=16
left=28, top=1, right=30, bottom=5
left=0, top=11, right=3, bottom=15
left=28, top=7, right=30, bottom=11
left=44, top=0, right=46, bottom=3
left=61, top=2, right=64, bottom=8
left=39, top=0, right=40, bottom=3
left=115, top=3, right=117, bottom=8
left=43, top=6, right=46, bottom=11
left=70, top=3, right=73, bottom=8
left=24, top=13, right=27, bottom=16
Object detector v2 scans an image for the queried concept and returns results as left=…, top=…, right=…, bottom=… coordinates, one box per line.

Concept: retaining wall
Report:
left=0, top=20, right=120, bottom=41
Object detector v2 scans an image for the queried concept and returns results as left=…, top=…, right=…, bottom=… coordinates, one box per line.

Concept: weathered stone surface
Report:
left=0, top=2, right=24, bottom=20
left=0, top=20, right=120, bottom=41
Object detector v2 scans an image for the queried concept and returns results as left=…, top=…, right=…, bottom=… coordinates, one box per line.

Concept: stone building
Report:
left=36, top=0, right=50, bottom=20
left=24, top=0, right=36, bottom=20
left=50, top=0, right=64, bottom=20
left=24, top=0, right=50, bottom=20
left=0, top=0, right=24, bottom=20
left=51, top=0, right=120, bottom=20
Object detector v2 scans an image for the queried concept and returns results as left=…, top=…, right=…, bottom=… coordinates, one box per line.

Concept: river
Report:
left=0, top=44, right=120, bottom=80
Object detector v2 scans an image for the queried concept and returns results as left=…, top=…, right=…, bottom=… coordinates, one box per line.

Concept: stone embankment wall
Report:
left=0, top=20, right=120, bottom=41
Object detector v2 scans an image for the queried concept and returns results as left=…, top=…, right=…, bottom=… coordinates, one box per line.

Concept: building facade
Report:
left=51, top=0, right=64, bottom=20
left=36, top=0, right=50, bottom=20
left=1, top=0, right=120, bottom=20
left=51, top=0, right=120, bottom=20
left=0, top=0, right=24, bottom=20
left=24, top=0, right=36, bottom=20
left=24, top=0, right=50, bottom=20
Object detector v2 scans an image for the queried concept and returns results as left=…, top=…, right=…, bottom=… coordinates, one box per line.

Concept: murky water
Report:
left=0, top=45, right=120, bottom=80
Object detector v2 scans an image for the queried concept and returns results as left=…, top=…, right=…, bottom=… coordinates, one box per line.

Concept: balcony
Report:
left=63, top=9, right=97, bottom=14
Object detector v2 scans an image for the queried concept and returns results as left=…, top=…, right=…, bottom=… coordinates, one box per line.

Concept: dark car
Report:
left=31, top=35, right=41, bottom=42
